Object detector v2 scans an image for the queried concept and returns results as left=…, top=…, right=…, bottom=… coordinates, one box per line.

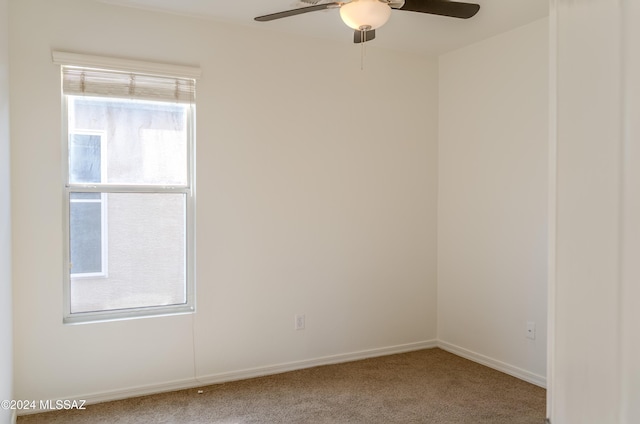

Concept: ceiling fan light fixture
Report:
left=339, top=0, right=391, bottom=30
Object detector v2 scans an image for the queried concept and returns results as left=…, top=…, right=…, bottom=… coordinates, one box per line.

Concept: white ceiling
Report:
left=96, top=0, right=548, bottom=56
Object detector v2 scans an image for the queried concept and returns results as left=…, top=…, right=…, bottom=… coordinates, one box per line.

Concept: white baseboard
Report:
left=16, top=377, right=198, bottom=416
left=437, top=340, right=547, bottom=388
left=17, top=339, right=438, bottom=416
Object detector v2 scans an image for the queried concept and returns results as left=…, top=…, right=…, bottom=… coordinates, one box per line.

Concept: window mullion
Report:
left=66, top=184, right=190, bottom=194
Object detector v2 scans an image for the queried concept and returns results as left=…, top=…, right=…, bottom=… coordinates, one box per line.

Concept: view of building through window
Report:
left=69, top=133, right=105, bottom=276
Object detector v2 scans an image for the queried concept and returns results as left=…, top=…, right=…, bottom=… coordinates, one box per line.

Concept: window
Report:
left=56, top=52, right=199, bottom=323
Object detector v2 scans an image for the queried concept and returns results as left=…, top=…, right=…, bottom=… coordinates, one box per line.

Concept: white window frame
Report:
left=55, top=51, right=200, bottom=324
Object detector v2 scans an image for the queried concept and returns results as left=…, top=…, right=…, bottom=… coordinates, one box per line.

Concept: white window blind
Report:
left=62, top=67, right=196, bottom=103
left=53, top=50, right=199, bottom=104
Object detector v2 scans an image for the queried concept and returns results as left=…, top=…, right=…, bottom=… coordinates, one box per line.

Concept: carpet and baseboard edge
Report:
left=17, top=339, right=547, bottom=416
left=17, top=340, right=438, bottom=416
left=437, top=340, right=547, bottom=388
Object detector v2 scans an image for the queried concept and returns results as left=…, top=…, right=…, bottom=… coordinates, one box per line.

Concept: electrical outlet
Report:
left=295, top=314, right=305, bottom=331
left=526, top=321, right=536, bottom=340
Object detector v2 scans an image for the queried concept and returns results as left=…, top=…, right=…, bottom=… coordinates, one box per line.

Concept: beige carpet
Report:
left=17, top=348, right=546, bottom=423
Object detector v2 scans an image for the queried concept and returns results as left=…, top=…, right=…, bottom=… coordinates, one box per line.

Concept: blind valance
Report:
left=62, top=67, right=196, bottom=103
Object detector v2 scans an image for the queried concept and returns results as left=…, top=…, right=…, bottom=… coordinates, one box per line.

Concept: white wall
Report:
left=10, top=0, right=438, bottom=404
left=437, top=18, right=548, bottom=385
left=550, top=0, right=640, bottom=422
left=0, top=0, right=14, bottom=422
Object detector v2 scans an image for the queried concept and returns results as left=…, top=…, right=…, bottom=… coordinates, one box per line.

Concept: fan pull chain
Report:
left=360, top=28, right=367, bottom=71
left=361, top=32, right=364, bottom=70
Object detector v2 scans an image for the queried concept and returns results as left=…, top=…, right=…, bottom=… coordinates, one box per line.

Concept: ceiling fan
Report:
left=254, top=0, right=481, bottom=44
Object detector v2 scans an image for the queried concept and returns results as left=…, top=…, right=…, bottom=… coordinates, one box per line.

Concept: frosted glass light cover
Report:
left=340, top=0, right=392, bottom=30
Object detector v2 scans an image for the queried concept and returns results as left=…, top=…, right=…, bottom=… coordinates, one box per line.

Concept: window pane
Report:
left=70, top=96, right=188, bottom=186
left=70, top=200, right=102, bottom=274
left=71, top=192, right=101, bottom=200
left=69, top=134, right=101, bottom=184
left=70, top=193, right=186, bottom=314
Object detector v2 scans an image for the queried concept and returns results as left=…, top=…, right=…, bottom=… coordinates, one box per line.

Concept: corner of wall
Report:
left=1, top=1, right=14, bottom=423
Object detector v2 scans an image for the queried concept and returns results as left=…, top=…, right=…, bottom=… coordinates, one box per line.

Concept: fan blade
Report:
left=354, top=29, right=376, bottom=43
left=255, top=2, right=342, bottom=22
left=398, top=0, right=480, bottom=19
